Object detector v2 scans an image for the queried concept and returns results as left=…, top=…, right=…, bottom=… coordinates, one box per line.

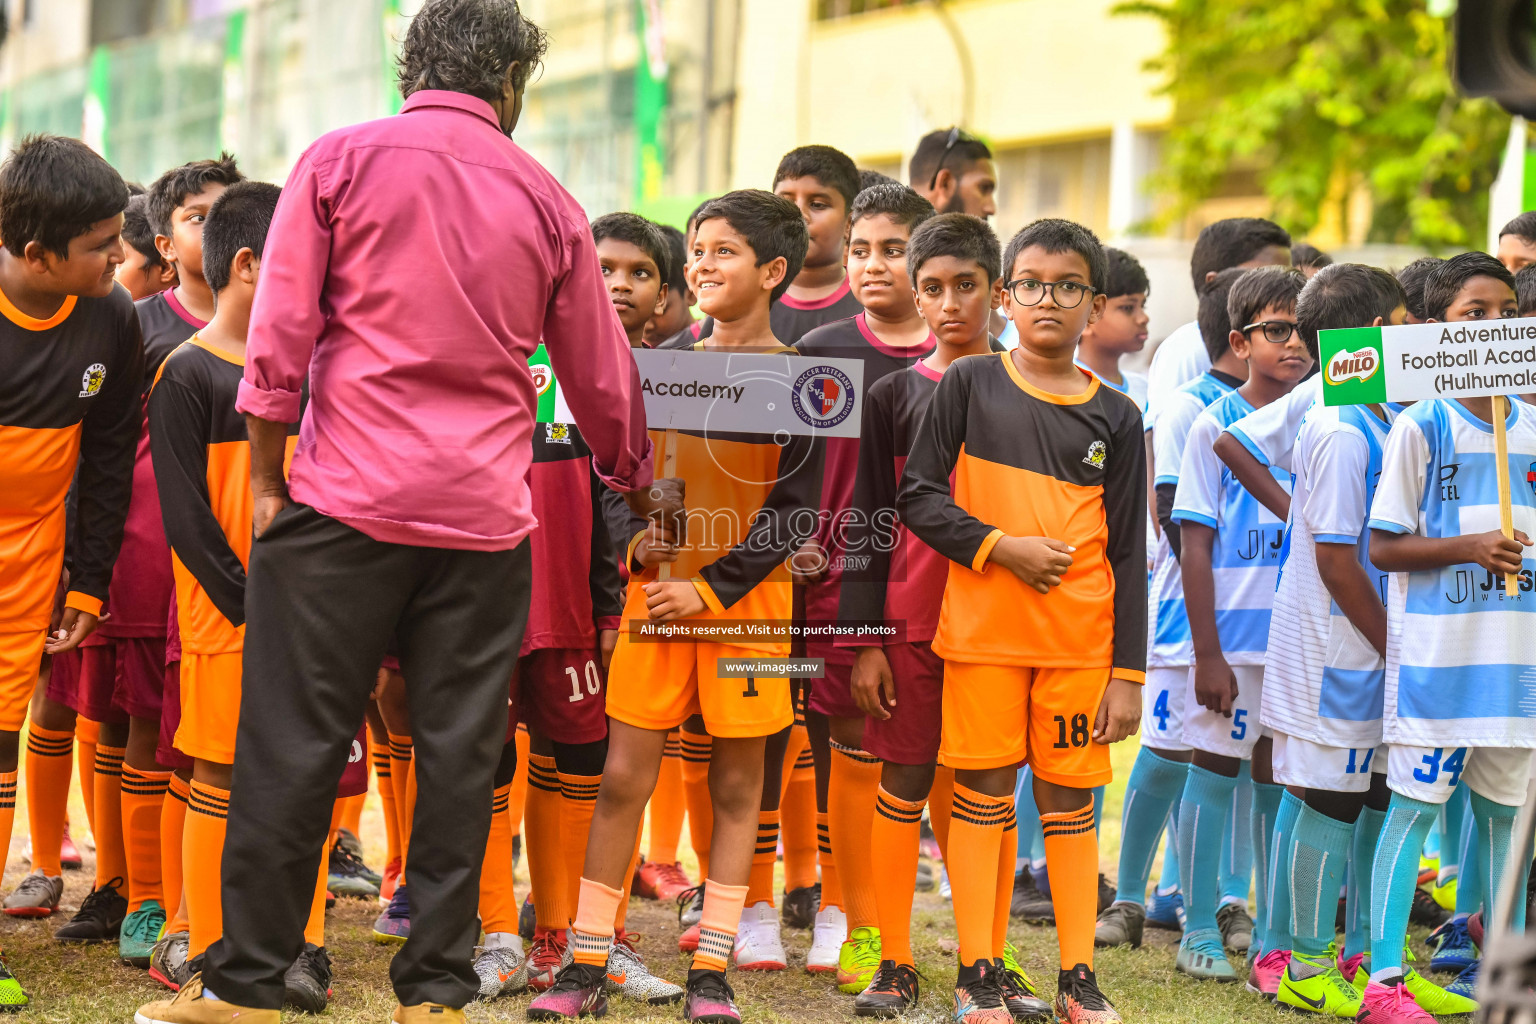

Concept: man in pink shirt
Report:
left=140, top=3, right=681, bottom=1022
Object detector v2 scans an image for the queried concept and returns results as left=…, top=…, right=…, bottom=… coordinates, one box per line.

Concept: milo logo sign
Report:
left=1318, top=325, right=1387, bottom=406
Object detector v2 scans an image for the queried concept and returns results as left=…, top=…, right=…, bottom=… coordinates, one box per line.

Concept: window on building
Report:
left=90, top=0, right=174, bottom=47
left=815, top=0, right=924, bottom=20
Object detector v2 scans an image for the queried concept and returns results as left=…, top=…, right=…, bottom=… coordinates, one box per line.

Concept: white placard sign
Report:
left=631, top=348, right=866, bottom=438
left=1321, top=317, right=1536, bottom=406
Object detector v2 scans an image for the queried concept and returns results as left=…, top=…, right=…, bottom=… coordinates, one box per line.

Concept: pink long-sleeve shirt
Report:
left=236, top=90, right=654, bottom=550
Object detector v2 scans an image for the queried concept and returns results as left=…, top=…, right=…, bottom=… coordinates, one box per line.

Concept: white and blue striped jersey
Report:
left=1172, top=388, right=1292, bottom=665
left=1227, top=375, right=1322, bottom=474
left=1369, top=398, right=1536, bottom=749
left=1148, top=372, right=1239, bottom=666
left=1262, top=403, right=1394, bottom=746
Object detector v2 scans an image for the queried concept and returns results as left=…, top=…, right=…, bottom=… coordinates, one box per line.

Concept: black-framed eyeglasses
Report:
left=1006, top=278, right=1097, bottom=309
left=1242, top=320, right=1300, bottom=344
left=928, top=127, right=975, bottom=189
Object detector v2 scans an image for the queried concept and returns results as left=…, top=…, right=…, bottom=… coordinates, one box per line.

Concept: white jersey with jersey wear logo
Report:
left=1147, top=372, right=1238, bottom=667
left=1368, top=397, right=1536, bottom=750
left=1171, top=388, right=1291, bottom=666
left=1227, top=374, right=1321, bottom=474
left=1262, top=402, right=1394, bottom=747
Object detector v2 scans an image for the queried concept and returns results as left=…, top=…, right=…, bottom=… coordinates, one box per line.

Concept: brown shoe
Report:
left=391, top=1004, right=466, bottom=1024
left=134, top=975, right=280, bottom=1024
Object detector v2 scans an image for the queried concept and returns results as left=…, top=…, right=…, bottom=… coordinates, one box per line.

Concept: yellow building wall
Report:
left=731, top=0, right=1170, bottom=189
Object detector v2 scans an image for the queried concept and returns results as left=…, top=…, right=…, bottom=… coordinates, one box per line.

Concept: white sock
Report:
left=483, top=931, right=524, bottom=955
left=1369, top=967, right=1404, bottom=985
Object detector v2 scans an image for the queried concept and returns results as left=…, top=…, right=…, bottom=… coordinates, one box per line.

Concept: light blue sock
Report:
left=1369, top=793, right=1439, bottom=977
left=1424, top=811, right=1442, bottom=863
left=1220, top=762, right=1255, bottom=905
left=1092, top=784, right=1106, bottom=831
left=1439, top=784, right=1469, bottom=886
left=1455, top=789, right=1483, bottom=917
left=1345, top=805, right=1386, bottom=961
left=1290, top=804, right=1355, bottom=957
left=1249, top=781, right=1285, bottom=939
left=1158, top=799, right=1183, bottom=893
left=1260, top=789, right=1303, bottom=956
left=1469, top=789, right=1525, bottom=932
left=1114, top=748, right=1190, bottom=904
left=1178, top=765, right=1239, bottom=935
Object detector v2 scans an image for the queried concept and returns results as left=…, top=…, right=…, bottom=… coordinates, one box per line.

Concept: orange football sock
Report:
left=371, top=740, right=400, bottom=868
left=1041, top=802, right=1097, bottom=970
left=828, top=741, right=881, bottom=929
left=692, top=879, right=750, bottom=972
left=525, top=753, right=568, bottom=929
left=779, top=727, right=817, bottom=891
left=570, top=877, right=623, bottom=967
left=509, top=725, right=529, bottom=841
left=25, top=725, right=74, bottom=877
left=93, top=745, right=128, bottom=889
left=339, top=793, right=364, bottom=840
left=746, top=809, right=780, bottom=906
left=478, top=783, right=519, bottom=935
left=121, top=765, right=170, bottom=912
left=0, top=770, right=16, bottom=885
left=648, top=732, right=685, bottom=864
left=185, top=779, right=229, bottom=958
left=162, top=774, right=190, bottom=934
left=679, top=729, right=712, bottom=878
left=949, top=784, right=1012, bottom=966
left=387, top=733, right=413, bottom=869
left=303, top=829, right=329, bottom=948
left=993, top=802, right=1018, bottom=957
left=928, top=765, right=955, bottom=859
left=559, top=770, right=601, bottom=924
left=76, top=718, right=99, bottom=835
left=871, top=787, right=924, bottom=967
left=817, top=810, right=841, bottom=910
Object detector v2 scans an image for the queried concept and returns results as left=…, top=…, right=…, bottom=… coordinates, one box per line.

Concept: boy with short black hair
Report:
left=592, top=212, right=670, bottom=348
left=1291, top=243, right=1333, bottom=278
left=1075, top=248, right=1150, bottom=410
left=118, top=193, right=176, bottom=302
left=1396, top=257, right=1444, bottom=325
left=0, top=132, right=142, bottom=1012
left=134, top=180, right=339, bottom=1021
left=145, top=154, right=244, bottom=326
left=1513, top=263, right=1536, bottom=316
left=530, top=189, right=820, bottom=1024
left=769, top=145, right=863, bottom=342
left=1254, top=265, right=1406, bottom=1016
left=1496, top=211, right=1536, bottom=273
left=840, top=211, right=1049, bottom=1018
left=1171, top=267, right=1310, bottom=988
left=901, top=218, right=1145, bottom=1024
left=786, top=185, right=940, bottom=985
left=645, top=224, right=696, bottom=347
left=1360, top=251, right=1532, bottom=1024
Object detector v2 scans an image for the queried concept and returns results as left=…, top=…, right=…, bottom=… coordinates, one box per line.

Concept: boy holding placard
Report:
left=1359, top=252, right=1533, bottom=1024
left=530, top=190, right=821, bottom=1024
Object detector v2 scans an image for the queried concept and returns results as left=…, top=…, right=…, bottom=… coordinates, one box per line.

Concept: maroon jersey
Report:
left=93, top=291, right=205, bottom=639
left=793, top=314, right=936, bottom=654
left=836, top=362, right=949, bottom=645
left=522, top=418, right=623, bottom=654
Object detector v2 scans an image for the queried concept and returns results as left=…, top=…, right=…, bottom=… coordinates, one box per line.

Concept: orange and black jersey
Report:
left=524, top=419, right=624, bottom=653
left=148, top=338, right=299, bottom=654
left=0, top=284, right=144, bottom=627
left=837, top=362, right=949, bottom=645
left=898, top=353, right=1147, bottom=677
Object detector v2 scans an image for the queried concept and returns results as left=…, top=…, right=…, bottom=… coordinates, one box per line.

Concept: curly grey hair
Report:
left=397, top=0, right=548, bottom=103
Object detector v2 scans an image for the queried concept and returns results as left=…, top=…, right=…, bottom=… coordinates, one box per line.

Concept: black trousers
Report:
left=203, top=504, right=530, bottom=1008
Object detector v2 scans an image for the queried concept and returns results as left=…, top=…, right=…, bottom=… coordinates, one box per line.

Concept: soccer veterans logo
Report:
left=792, top=365, right=855, bottom=429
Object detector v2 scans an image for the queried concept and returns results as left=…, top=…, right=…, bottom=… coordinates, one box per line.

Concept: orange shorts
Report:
left=0, top=630, right=45, bottom=731
left=173, top=651, right=241, bottom=764
left=939, top=662, right=1113, bottom=785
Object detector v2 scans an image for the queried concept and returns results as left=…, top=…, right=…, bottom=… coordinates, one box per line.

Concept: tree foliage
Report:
left=1117, top=0, right=1511, bottom=249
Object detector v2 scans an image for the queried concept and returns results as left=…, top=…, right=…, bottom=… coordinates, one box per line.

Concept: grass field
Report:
left=0, top=738, right=1445, bottom=1023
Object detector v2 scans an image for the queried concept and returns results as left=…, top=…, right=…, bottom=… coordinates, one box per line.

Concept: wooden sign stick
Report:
left=657, top=428, right=678, bottom=582
left=1494, top=395, right=1519, bottom=597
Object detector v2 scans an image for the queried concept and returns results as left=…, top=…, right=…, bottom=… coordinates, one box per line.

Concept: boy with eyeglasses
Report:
left=1170, top=267, right=1311, bottom=987
left=899, top=218, right=1145, bottom=1024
